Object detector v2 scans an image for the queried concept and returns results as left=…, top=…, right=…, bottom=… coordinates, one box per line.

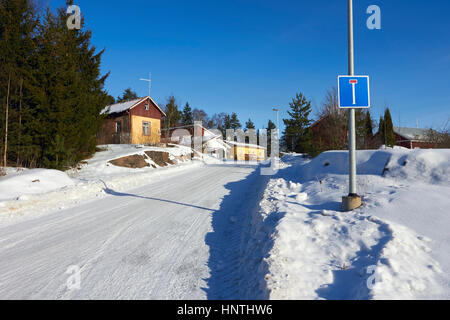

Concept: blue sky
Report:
left=52, top=0, right=450, bottom=130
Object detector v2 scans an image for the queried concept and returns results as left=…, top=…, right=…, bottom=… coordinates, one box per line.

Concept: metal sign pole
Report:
left=342, top=0, right=362, bottom=211
left=348, top=0, right=357, bottom=196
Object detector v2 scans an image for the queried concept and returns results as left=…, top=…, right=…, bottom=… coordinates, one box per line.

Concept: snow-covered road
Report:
left=0, top=163, right=263, bottom=299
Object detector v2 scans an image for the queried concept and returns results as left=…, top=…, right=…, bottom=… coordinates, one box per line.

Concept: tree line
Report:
left=281, top=88, right=398, bottom=156
left=0, top=0, right=110, bottom=171
left=113, top=88, right=270, bottom=140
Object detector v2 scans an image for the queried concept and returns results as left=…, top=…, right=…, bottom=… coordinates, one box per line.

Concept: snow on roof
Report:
left=102, top=97, right=166, bottom=116
left=394, top=127, right=431, bottom=141
left=225, top=140, right=266, bottom=149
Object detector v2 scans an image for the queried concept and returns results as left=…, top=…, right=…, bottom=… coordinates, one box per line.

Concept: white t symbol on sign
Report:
left=349, top=79, right=358, bottom=105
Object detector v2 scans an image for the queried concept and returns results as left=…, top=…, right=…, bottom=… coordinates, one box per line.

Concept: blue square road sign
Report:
left=338, top=75, right=370, bottom=108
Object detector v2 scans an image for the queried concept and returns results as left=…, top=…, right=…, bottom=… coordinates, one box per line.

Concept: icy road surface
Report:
left=0, top=163, right=264, bottom=299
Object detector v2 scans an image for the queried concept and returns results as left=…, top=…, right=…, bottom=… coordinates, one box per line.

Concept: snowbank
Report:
left=0, top=144, right=200, bottom=225
left=0, top=169, right=74, bottom=201
left=384, top=149, right=450, bottom=185
left=251, top=148, right=450, bottom=299
left=300, top=150, right=396, bottom=181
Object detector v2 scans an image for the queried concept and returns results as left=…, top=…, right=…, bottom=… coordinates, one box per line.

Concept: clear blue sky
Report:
left=52, top=0, right=450, bottom=130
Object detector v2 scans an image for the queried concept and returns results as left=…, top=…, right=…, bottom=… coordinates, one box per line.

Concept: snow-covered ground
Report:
left=0, top=163, right=261, bottom=299
left=0, top=146, right=448, bottom=300
left=0, top=144, right=199, bottom=226
left=252, top=149, right=450, bottom=299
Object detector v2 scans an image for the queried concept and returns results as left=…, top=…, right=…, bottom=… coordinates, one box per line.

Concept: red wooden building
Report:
left=97, top=96, right=166, bottom=145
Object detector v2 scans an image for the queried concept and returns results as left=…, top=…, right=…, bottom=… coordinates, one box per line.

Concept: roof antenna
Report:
left=416, top=119, right=419, bottom=129
left=140, top=72, right=151, bottom=97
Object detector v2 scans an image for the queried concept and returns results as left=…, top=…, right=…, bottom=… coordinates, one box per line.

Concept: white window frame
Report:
left=143, top=121, right=151, bottom=136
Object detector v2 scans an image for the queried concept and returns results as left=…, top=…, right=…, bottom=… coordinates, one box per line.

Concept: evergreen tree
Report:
left=355, top=109, right=367, bottom=149
left=105, top=94, right=115, bottom=106
left=267, top=119, right=276, bottom=131
left=162, top=96, right=181, bottom=132
left=266, top=119, right=276, bottom=157
left=383, top=107, right=396, bottom=147
left=282, top=93, right=313, bottom=153
left=364, top=110, right=374, bottom=148
left=117, top=88, right=138, bottom=103
left=224, top=114, right=232, bottom=130
left=25, top=2, right=109, bottom=169
left=379, top=116, right=385, bottom=145
left=230, top=112, right=241, bottom=130
left=245, top=118, right=255, bottom=130
left=181, top=102, right=193, bottom=126
left=0, top=1, right=109, bottom=169
left=0, top=0, right=38, bottom=167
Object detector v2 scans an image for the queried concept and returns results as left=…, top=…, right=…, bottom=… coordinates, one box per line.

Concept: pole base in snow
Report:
left=342, top=194, right=362, bottom=212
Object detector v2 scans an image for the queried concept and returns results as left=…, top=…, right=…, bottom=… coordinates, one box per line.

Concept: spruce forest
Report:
left=0, top=0, right=110, bottom=170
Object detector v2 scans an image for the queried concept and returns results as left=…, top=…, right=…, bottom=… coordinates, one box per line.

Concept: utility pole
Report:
left=342, top=0, right=362, bottom=211
left=140, top=72, right=151, bottom=97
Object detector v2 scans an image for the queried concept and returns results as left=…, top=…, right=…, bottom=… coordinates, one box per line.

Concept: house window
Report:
left=145, top=103, right=149, bottom=111
left=143, top=121, right=150, bottom=136
left=115, top=122, right=121, bottom=133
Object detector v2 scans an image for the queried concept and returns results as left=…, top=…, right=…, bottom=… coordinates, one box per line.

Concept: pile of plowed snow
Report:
left=384, top=149, right=450, bottom=185
left=0, top=169, right=74, bottom=201
left=251, top=148, right=450, bottom=300
left=300, top=148, right=449, bottom=185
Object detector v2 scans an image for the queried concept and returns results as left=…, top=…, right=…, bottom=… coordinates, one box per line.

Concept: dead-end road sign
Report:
left=338, top=75, right=370, bottom=109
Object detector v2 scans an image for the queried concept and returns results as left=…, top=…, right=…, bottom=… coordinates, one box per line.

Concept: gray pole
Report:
left=348, top=0, right=357, bottom=196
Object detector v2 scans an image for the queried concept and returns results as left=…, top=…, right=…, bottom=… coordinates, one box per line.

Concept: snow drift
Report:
left=0, top=169, right=74, bottom=201
left=252, top=148, right=450, bottom=299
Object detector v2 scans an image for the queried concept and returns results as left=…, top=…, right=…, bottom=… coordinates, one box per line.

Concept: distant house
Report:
left=372, top=127, right=436, bottom=149
left=162, top=123, right=232, bottom=158
left=225, top=141, right=266, bottom=161
left=392, top=127, right=436, bottom=149
left=97, top=96, right=166, bottom=145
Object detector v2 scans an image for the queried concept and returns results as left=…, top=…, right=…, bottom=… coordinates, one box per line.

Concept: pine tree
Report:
left=0, top=0, right=38, bottom=167
left=224, top=114, right=231, bottom=130
left=245, top=118, right=255, bottom=130
left=117, top=88, right=138, bottom=103
left=162, top=96, right=181, bottom=133
left=364, top=111, right=374, bottom=148
left=29, top=3, right=109, bottom=169
left=230, top=113, right=241, bottom=130
left=181, top=102, right=193, bottom=126
left=379, top=116, right=385, bottom=145
left=267, top=119, right=276, bottom=157
left=383, top=108, right=396, bottom=147
left=282, top=93, right=313, bottom=153
left=355, top=109, right=366, bottom=149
